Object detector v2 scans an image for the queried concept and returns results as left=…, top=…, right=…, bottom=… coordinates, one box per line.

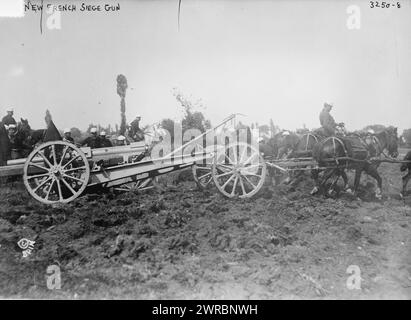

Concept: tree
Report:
left=402, top=128, right=411, bottom=147
left=173, top=88, right=211, bottom=133
left=116, top=74, right=128, bottom=135
left=363, top=124, right=387, bottom=133
left=70, top=127, right=82, bottom=140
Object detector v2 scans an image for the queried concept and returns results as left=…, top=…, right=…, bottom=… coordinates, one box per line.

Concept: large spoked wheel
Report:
left=114, top=177, right=158, bottom=193
left=23, top=141, right=90, bottom=204
left=192, top=163, right=213, bottom=189
left=212, top=142, right=266, bottom=198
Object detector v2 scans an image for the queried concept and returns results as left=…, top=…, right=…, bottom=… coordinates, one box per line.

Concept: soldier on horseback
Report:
left=2, top=107, right=17, bottom=127
left=319, top=102, right=344, bottom=137
left=129, top=115, right=145, bottom=142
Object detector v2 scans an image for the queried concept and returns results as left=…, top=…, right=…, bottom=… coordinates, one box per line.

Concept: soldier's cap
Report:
left=135, top=115, right=141, bottom=119
left=324, top=102, right=334, bottom=108
left=6, top=107, right=13, bottom=112
left=100, top=131, right=106, bottom=136
left=8, top=124, right=17, bottom=129
left=90, top=127, right=97, bottom=133
left=282, top=130, right=290, bottom=136
left=64, top=128, right=71, bottom=134
left=117, top=135, right=126, bottom=141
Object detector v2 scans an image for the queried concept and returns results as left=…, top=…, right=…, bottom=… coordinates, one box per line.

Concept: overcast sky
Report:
left=0, top=0, right=410, bottom=133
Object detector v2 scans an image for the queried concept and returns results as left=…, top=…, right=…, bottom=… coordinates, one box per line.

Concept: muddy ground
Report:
left=0, top=161, right=410, bottom=299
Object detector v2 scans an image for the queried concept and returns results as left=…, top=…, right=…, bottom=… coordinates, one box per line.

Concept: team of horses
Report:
left=259, top=125, right=405, bottom=199
left=0, top=117, right=61, bottom=165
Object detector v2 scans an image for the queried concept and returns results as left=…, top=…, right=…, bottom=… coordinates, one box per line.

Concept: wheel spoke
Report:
left=61, top=177, right=76, bottom=195
left=26, top=172, right=50, bottom=180
left=224, top=153, right=234, bottom=165
left=221, top=174, right=235, bottom=190
left=52, top=144, right=57, bottom=165
left=62, top=174, right=85, bottom=184
left=215, top=171, right=233, bottom=178
left=45, top=178, right=55, bottom=200
left=216, top=164, right=234, bottom=171
left=59, top=146, right=69, bottom=166
left=37, top=151, right=53, bottom=168
left=198, top=172, right=212, bottom=181
left=33, top=176, right=53, bottom=193
left=239, top=176, right=247, bottom=195
left=56, top=179, right=63, bottom=201
left=231, top=176, right=239, bottom=196
left=242, top=175, right=257, bottom=189
left=62, top=154, right=82, bottom=169
left=28, top=162, right=49, bottom=172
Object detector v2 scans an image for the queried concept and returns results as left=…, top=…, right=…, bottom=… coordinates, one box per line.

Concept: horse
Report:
left=400, top=150, right=411, bottom=198
left=258, top=130, right=299, bottom=159
left=5, top=118, right=62, bottom=160
left=0, top=123, right=10, bottom=166
left=312, top=127, right=399, bottom=199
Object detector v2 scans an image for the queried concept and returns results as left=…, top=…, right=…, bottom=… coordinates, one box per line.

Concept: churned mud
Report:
left=0, top=162, right=410, bottom=299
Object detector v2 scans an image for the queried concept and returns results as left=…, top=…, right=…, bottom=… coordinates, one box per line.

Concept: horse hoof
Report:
left=345, top=188, right=353, bottom=195
left=399, top=193, right=404, bottom=200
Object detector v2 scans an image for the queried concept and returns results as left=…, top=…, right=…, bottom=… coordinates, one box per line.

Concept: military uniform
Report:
left=63, top=136, right=74, bottom=144
left=2, top=115, right=16, bottom=126
left=81, top=135, right=100, bottom=149
left=99, top=137, right=113, bottom=148
left=319, top=109, right=337, bottom=136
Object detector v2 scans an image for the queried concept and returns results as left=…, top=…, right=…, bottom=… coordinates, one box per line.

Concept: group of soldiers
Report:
left=68, top=115, right=145, bottom=149
left=1, top=107, right=146, bottom=157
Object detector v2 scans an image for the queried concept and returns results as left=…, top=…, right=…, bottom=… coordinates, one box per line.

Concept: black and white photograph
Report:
left=0, top=0, right=410, bottom=302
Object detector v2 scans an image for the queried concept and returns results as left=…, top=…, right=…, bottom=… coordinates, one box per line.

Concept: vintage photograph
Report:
left=0, top=0, right=410, bottom=301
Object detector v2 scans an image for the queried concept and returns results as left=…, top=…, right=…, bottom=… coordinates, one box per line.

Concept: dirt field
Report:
left=0, top=160, right=410, bottom=300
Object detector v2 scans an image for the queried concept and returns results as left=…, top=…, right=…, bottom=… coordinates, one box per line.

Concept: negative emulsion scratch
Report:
left=178, top=0, right=182, bottom=31
left=40, top=0, right=44, bottom=34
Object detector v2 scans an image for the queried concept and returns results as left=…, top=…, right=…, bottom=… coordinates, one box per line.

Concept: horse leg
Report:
left=338, top=169, right=353, bottom=194
left=401, top=170, right=411, bottom=198
left=364, top=164, right=383, bottom=199
left=310, top=168, right=321, bottom=195
left=321, top=168, right=340, bottom=197
left=353, top=166, right=363, bottom=197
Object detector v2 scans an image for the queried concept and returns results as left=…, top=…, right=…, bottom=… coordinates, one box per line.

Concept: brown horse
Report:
left=312, top=128, right=399, bottom=199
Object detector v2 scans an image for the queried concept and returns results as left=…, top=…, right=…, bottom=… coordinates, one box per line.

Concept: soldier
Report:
left=7, top=124, right=20, bottom=159
left=63, top=128, right=74, bottom=143
left=319, top=102, right=344, bottom=137
left=116, top=135, right=127, bottom=146
left=129, top=115, right=145, bottom=142
left=81, top=127, right=101, bottom=149
left=99, top=131, right=112, bottom=148
left=2, top=107, right=17, bottom=127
